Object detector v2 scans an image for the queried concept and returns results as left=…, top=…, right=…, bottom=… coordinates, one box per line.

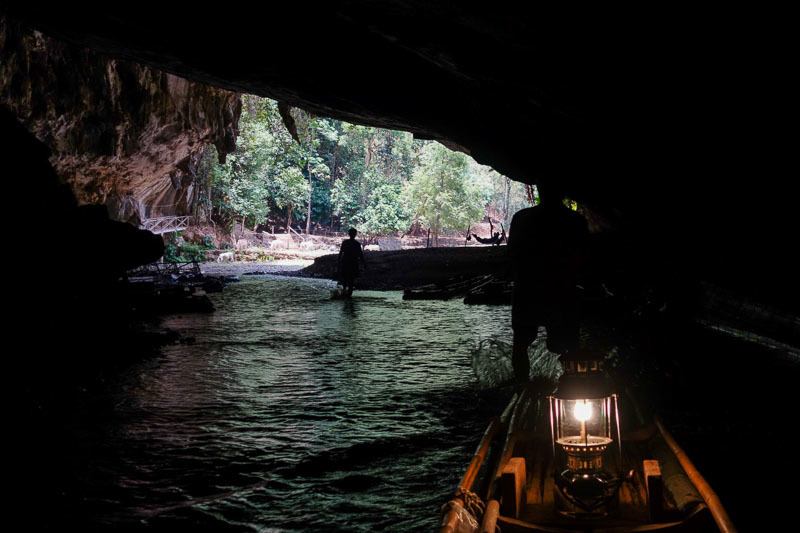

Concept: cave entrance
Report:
left=177, top=93, right=530, bottom=268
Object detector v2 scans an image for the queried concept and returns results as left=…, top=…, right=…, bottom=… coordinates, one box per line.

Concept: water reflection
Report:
left=60, top=276, right=538, bottom=532
left=340, top=298, right=357, bottom=319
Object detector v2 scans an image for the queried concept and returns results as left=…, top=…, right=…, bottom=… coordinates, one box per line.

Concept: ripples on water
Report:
left=64, top=276, right=557, bottom=532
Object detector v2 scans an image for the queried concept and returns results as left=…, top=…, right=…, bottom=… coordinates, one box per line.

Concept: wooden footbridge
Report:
left=140, top=216, right=192, bottom=235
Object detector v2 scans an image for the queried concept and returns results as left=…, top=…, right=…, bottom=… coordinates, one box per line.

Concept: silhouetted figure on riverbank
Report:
left=472, top=231, right=505, bottom=245
left=471, top=221, right=506, bottom=246
left=508, top=181, right=589, bottom=382
left=338, top=228, right=366, bottom=298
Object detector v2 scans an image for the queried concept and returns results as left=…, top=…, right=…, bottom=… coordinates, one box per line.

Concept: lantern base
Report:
left=557, top=435, right=612, bottom=471
left=555, top=469, right=621, bottom=518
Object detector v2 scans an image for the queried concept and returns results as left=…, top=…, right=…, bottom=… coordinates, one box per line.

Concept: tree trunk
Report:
left=365, top=132, right=375, bottom=168
left=504, top=177, right=511, bottom=221
left=306, top=163, right=312, bottom=235
left=286, top=205, right=293, bottom=233
left=434, top=210, right=441, bottom=247
left=331, top=143, right=339, bottom=183
left=329, top=144, right=338, bottom=232
left=306, top=192, right=312, bottom=234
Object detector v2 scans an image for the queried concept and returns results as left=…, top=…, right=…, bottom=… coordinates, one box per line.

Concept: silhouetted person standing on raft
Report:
left=338, top=227, right=366, bottom=298
left=508, top=181, right=589, bottom=382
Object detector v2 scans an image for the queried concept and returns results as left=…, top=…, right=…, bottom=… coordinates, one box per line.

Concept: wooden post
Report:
left=480, top=500, right=500, bottom=533
left=643, top=459, right=663, bottom=521
left=500, top=457, right=526, bottom=518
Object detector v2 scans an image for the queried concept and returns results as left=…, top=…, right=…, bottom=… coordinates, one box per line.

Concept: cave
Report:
left=2, top=4, right=797, bottom=532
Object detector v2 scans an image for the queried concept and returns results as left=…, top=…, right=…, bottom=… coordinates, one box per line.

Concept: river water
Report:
left=59, top=276, right=551, bottom=532
left=37, top=273, right=800, bottom=531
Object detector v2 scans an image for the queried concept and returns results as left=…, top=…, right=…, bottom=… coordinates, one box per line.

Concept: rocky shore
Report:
left=297, top=245, right=509, bottom=290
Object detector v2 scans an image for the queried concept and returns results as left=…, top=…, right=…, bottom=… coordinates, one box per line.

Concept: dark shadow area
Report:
left=1, top=4, right=797, bottom=531
left=3, top=4, right=796, bottom=314
left=625, top=323, right=799, bottom=531
left=3, top=108, right=169, bottom=518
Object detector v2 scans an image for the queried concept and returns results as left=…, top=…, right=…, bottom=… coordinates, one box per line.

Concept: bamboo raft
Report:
left=403, top=274, right=494, bottom=301
left=441, top=387, right=736, bottom=533
left=463, top=277, right=513, bottom=305
left=125, top=261, right=218, bottom=313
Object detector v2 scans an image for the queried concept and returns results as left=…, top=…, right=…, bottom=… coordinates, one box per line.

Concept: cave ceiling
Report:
left=2, top=3, right=795, bottom=300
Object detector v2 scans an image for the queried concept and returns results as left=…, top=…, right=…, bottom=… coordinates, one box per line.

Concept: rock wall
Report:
left=0, top=16, right=241, bottom=223
left=0, top=6, right=796, bottom=307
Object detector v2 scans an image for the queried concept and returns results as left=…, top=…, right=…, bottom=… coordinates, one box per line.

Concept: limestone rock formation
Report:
left=0, top=16, right=241, bottom=223
left=0, top=5, right=795, bottom=305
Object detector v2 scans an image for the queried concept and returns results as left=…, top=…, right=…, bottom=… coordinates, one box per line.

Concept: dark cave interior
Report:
left=4, top=4, right=796, bottom=306
left=2, top=4, right=798, bottom=531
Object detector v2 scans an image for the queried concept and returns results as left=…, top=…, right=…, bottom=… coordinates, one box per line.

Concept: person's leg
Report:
left=342, top=274, right=354, bottom=298
left=512, top=328, right=536, bottom=383
left=545, top=302, right=580, bottom=356
left=511, top=294, right=539, bottom=383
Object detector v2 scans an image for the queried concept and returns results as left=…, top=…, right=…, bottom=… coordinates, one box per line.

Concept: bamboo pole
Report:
left=439, top=498, right=465, bottom=533
left=655, top=418, right=737, bottom=533
left=460, top=418, right=501, bottom=490
left=440, top=394, right=518, bottom=533
left=440, top=418, right=500, bottom=533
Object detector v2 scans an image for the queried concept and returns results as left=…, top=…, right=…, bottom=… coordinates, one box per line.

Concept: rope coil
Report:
left=440, top=488, right=501, bottom=533
left=455, top=487, right=486, bottom=520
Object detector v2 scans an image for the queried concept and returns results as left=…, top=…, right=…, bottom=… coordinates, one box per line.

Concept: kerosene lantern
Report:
left=549, top=352, right=622, bottom=517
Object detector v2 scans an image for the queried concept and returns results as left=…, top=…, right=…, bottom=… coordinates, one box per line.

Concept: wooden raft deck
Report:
left=492, top=391, right=721, bottom=532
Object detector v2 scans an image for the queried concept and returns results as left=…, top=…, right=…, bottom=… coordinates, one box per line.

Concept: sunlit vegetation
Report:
left=163, top=239, right=212, bottom=263
left=197, top=95, right=530, bottom=237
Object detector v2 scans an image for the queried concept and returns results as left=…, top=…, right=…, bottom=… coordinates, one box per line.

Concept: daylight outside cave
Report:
left=2, top=6, right=798, bottom=532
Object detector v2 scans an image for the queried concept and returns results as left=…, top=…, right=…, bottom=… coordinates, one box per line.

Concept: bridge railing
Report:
left=141, top=216, right=192, bottom=235
left=127, top=261, right=201, bottom=278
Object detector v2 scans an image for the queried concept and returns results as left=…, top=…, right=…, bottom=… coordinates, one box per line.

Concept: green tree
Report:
left=472, top=160, right=531, bottom=227
left=358, top=182, right=411, bottom=235
left=205, top=95, right=512, bottom=242
left=210, top=96, right=309, bottom=231
left=329, top=125, right=415, bottom=234
left=405, top=142, right=488, bottom=245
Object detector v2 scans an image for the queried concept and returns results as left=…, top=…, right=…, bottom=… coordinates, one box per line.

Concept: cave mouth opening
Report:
left=4, top=8, right=799, bottom=532
left=186, top=92, right=530, bottom=257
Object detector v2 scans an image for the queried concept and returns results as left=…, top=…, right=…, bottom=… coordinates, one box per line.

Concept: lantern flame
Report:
left=573, top=400, right=593, bottom=422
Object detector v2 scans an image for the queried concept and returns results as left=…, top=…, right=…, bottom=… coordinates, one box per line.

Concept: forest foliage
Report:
left=199, top=95, right=530, bottom=240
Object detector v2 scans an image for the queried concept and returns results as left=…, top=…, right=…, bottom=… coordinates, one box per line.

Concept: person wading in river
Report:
left=338, top=227, right=367, bottom=298
left=508, top=180, right=589, bottom=382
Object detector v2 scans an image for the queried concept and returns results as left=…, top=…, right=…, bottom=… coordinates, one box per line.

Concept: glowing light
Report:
left=573, top=400, right=593, bottom=422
